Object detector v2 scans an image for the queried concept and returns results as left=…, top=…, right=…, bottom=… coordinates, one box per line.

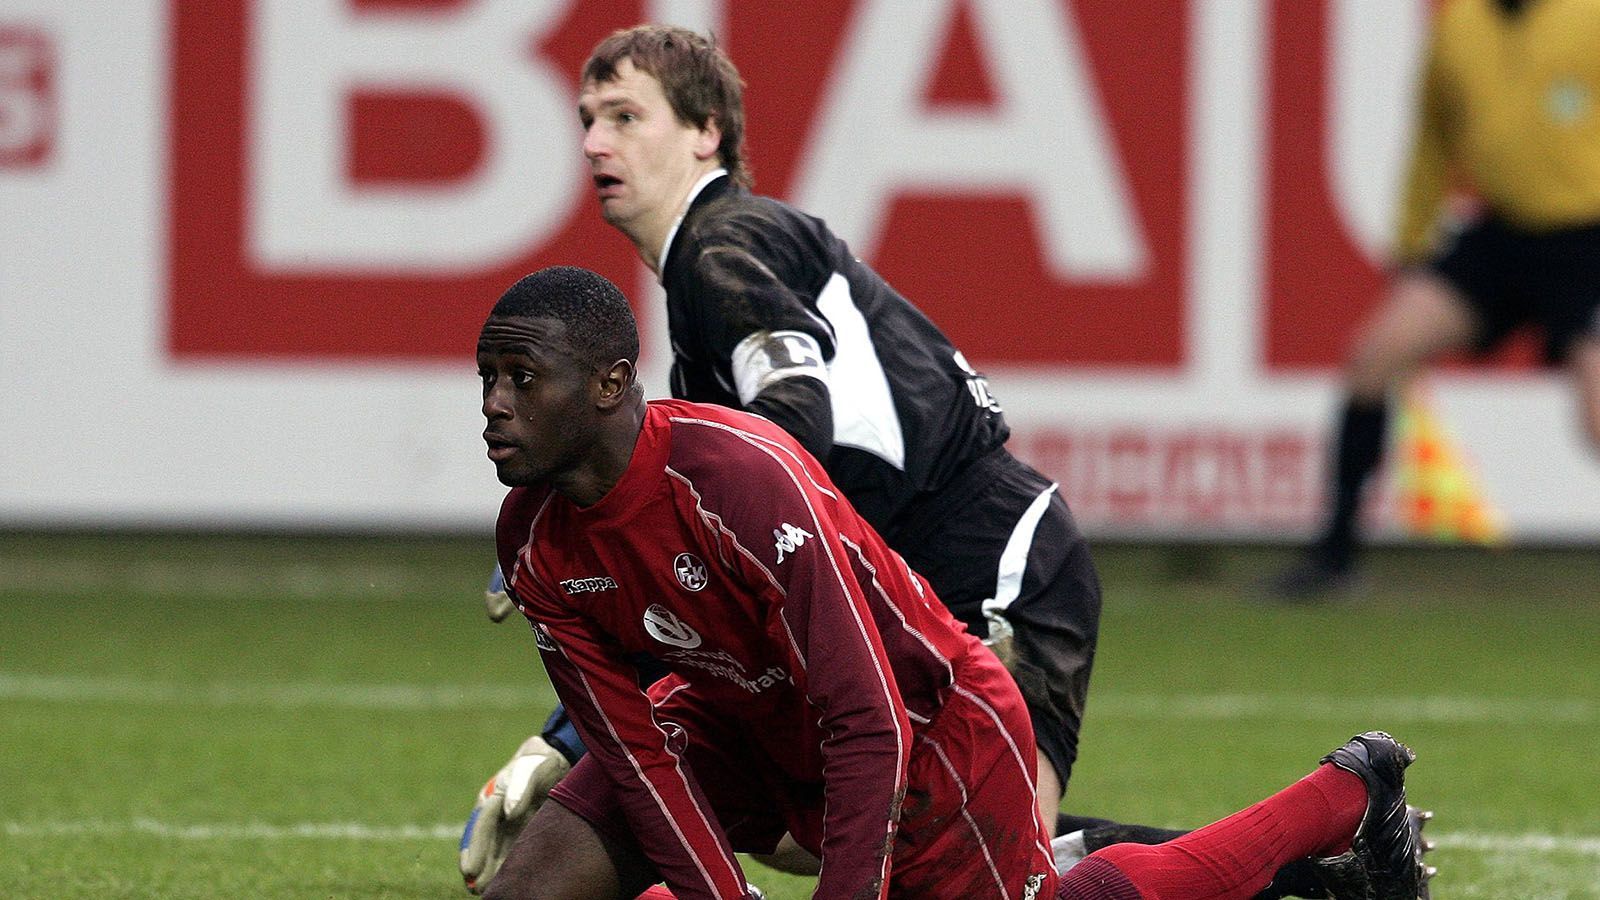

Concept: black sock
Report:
left=1079, top=822, right=1190, bottom=852
left=1056, top=813, right=1120, bottom=835
left=1316, top=397, right=1388, bottom=571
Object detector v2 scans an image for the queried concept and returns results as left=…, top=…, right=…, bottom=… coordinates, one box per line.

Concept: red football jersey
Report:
left=497, top=399, right=985, bottom=900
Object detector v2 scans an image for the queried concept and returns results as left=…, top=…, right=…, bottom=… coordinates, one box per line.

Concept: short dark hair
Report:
left=489, top=267, right=639, bottom=370
left=583, top=24, right=751, bottom=188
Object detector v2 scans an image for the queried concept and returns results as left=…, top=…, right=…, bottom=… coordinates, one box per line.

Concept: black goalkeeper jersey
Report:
left=661, top=174, right=1011, bottom=538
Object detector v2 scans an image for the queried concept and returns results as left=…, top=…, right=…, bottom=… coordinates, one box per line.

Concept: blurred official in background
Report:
left=1272, top=0, right=1600, bottom=599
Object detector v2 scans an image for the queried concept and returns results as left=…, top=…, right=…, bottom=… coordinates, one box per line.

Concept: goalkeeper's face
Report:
left=579, top=59, right=723, bottom=244
left=477, top=314, right=602, bottom=489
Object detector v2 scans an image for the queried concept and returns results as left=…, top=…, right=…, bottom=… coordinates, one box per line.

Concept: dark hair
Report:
left=583, top=24, right=751, bottom=188
left=490, top=267, right=639, bottom=370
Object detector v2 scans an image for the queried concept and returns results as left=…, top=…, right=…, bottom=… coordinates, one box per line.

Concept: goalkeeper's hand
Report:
left=458, top=734, right=573, bottom=894
left=484, top=563, right=515, bottom=623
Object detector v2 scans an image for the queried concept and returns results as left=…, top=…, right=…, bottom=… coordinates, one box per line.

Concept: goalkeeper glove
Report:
left=458, top=734, right=573, bottom=894
left=484, top=563, right=515, bottom=623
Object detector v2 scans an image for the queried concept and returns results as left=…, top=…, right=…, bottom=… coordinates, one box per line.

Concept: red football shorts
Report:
left=551, top=646, right=1057, bottom=899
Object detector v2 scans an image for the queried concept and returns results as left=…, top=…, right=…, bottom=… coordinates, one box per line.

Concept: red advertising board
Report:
left=169, top=0, right=642, bottom=361
left=1264, top=0, right=1391, bottom=371
left=175, top=2, right=1517, bottom=380
left=168, top=0, right=1192, bottom=366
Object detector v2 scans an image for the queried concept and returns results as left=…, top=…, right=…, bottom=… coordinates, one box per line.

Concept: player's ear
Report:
left=693, top=116, right=722, bottom=162
left=593, top=358, right=636, bottom=409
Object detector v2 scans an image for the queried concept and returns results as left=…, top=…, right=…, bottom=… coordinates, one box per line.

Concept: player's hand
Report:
left=484, top=564, right=515, bottom=623
left=458, top=734, right=573, bottom=894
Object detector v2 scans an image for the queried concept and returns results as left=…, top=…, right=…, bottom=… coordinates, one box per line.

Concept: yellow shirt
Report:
left=1397, top=0, right=1600, bottom=261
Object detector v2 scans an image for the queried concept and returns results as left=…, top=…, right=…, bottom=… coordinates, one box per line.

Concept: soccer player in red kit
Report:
left=474, top=266, right=1432, bottom=900
left=479, top=265, right=1056, bottom=900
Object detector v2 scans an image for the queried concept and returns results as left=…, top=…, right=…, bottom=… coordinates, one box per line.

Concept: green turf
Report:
left=3, top=533, right=1597, bottom=898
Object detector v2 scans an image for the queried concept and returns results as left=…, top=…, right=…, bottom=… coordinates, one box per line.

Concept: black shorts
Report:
left=889, top=450, right=1102, bottom=798
left=1430, top=214, right=1600, bottom=364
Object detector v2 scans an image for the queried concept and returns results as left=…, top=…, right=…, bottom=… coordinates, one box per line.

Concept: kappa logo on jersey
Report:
left=643, top=604, right=702, bottom=649
left=773, top=523, right=813, bottom=564
left=672, top=553, right=708, bottom=592
left=1022, top=872, right=1046, bottom=900
left=559, top=575, right=618, bottom=594
left=531, top=622, right=558, bottom=653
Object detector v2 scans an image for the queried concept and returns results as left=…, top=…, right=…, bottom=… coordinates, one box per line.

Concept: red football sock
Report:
left=1070, top=763, right=1366, bottom=900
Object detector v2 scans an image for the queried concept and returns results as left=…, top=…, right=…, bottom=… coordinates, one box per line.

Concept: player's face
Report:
left=477, top=315, right=598, bottom=488
left=578, top=59, right=719, bottom=239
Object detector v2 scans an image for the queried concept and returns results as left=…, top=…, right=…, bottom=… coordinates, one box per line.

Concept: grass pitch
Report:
left=3, top=533, right=1597, bottom=898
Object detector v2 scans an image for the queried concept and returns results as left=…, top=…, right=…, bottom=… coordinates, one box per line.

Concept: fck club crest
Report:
left=673, top=552, right=707, bottom=592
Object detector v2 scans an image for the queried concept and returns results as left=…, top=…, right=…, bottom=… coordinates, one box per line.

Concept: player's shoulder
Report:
left=655, top=400, right=839, bottom=533
left=684, top=189, right=827, bottom=261
left=657, top=397, right=788, bottom=443
left=656, top=399, right=813, bottom=479
left=693, top=184, right=796, bottom=228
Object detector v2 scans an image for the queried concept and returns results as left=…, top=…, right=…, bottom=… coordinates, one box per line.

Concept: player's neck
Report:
left=628, top=219, right=671, bottom=276
left=553, top=398, right=648, bottom=508
left=628, top=164, right=722, bottom=276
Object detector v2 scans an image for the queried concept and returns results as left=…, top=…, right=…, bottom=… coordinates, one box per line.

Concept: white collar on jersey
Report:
left=657, top=168, right=728, bottom=284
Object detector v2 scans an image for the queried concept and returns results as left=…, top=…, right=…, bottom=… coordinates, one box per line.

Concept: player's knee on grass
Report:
left=749, top=833, right=821, bottom=876
left=484, top=801, right=657, bottom=900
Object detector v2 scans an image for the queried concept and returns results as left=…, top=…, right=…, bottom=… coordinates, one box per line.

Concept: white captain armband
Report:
left=730, top=330, right=829, bottom=405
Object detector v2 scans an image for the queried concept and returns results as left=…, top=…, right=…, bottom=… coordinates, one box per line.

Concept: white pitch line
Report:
left=1, top=818, right=458, bottom=841
left=3, top=672, right=1592, bottom=724
left=5, top=819, right=1600, bottom=858
left=0, top=672, right=535, bottom=711
left=1432, top=831, right=1600, bottom=856
left=1090, top=693, right=1600, bottom=725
